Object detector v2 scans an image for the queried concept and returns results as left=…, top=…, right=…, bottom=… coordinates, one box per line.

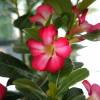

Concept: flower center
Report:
left=87, top=96, right=94, bottom=100
left=45, top=45, right=54, bottom=56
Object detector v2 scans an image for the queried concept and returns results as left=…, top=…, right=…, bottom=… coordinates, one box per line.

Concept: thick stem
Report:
left=15, top=0, right=26, bottom=63
left=20, top=30, right=26, bottom=63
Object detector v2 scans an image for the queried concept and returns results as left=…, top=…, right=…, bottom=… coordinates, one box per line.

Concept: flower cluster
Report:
left=68, top=6, right=100, bottom=35
left=26, top=3, right=100, bottom=99
left=0, top=0, right=100, bottom=100
left=29, top=5, right=53, bottom=26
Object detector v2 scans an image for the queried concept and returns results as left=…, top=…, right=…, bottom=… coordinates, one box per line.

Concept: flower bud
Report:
left=0, top=83, right=6, bottom=100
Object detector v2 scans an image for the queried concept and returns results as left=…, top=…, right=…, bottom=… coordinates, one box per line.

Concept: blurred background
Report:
left=0, top=0, right=100, bottom=96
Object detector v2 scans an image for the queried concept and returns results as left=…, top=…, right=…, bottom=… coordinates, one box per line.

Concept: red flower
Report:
left=82, top=80, right=100, bottom=100
left=27, top=25, right=71, bottom=73
left=29, top=5, right=53, bottom=26
left=68, top=6, right=100, bottom=34
left=0, top=83, right=6, bottom=100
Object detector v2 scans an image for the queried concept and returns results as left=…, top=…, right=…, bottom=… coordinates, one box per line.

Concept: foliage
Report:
left=0, top=0, right=100, bottom=100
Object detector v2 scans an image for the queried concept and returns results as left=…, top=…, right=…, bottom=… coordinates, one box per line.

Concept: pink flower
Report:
left=27, top=25, right=71, bottom=73
left=68, top=6, right=100, bottom=34
left=82, top=80, right=100, bottom=100
left=29, top=5, right=53, bottom=26
left=0, top=83, right=6, bottom=100
left=78, top=9, right=100, bottom=33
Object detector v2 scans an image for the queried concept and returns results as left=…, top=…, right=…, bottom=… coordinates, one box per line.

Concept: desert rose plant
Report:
left=0, top=0, right=100, bottom=100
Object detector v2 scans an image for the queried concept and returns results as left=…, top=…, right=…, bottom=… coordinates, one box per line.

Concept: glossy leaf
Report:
left=84, top=30, right=100, bottom=41
left=23, top=27, right=40, bottom=41
left=0, top=52, right=28, bottom=70
left=54, top=13, right=69, bottom=28
left=62, top=87, right=84, bottom=100
left=0, top=52, right=34, bottom=79
left=72, top=95, right=85, bottom=100
left=44, top=0, right=72, bottom=15
left=13, top=79, right=47, bottom=99
left=14, top=14, right=32, bottom=30
left=71, top=44, right=86, bottom=51
left=71, top=44, right=86, bottom=61
left=78, top=0, right=96, bottom=10
left=58, top=68, right=89, bottom=95
left=5, top=91, right=24, bottom=100
left=60, top=58, right=73, bottom=77
left=73, top=62, right=84, bottom=70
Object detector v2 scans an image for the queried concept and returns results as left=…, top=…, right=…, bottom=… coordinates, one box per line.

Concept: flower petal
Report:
left=54, top=37, right=69, bottom=47
left=93, top=23, right=100, bottom=31
left=29, top=13, right=45, bottom=24
left=46, top=53, right=64, bottom=73
left=26, top=39, right=44, bottom=56
left=53, top=37, right=71, bottom=58
left=91, top=84, right=100, bottom=100
left=82, top=80, right=92, bottom=95
left=0, top=83, right=6, bottom=100
left=32, top=54, right=50, bottom=71
left=55, top=46, right=71, bottom=58
left=36, top=5, right=53, bottom=19
left=80, top=21, right=93, bottom=32
left=78, top=9, right=88, bottom=24
left=39, top=25, right=57, bottom=45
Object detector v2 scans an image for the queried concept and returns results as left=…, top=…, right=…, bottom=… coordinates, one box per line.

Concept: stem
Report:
left=40, top=76, right=48, bottom=88
left=77, top=0, right=80, bottom=5
left=20, top=30, right=26, bottom=63
left=15, top=0, right=26, bottom=63
left=56, top=71, right=60, bottom=87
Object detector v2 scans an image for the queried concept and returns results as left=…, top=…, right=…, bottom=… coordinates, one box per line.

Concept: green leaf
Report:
left=62, top=87, right=84, bottom=100
left=73, top=62, right=84, bottom=70
left=5, top=91, right=23, bottom=100
left=78, top=0, right=96, bottom=10
left=70, top=44, right=86, bottom=61
left=58, top=68, right=89, bottom=95
left=13, top=79, right=47, bottom=99
left=72, top=95, right=86, bottom=100
left=0, top=52, right=34, bottom=79
left=84, top=30, right=100, bottom=41
left=44, top=0, right=62, bottom=15
left=14, top=14, right=32, bottom=30
left=0, top=52, right=28, bottom=70
left=12, top=43, right=29, bottom=53
left=60, top=58, right=73, bottom=77
left=71, top=44, right=86, bottom=51
left=44, top=0, right=72, bottom=15
left=54, top=13, right=69, bottom=28
left=44, top=0, right=75, bottom=30
left=23, top=27, right=40, bottom=41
